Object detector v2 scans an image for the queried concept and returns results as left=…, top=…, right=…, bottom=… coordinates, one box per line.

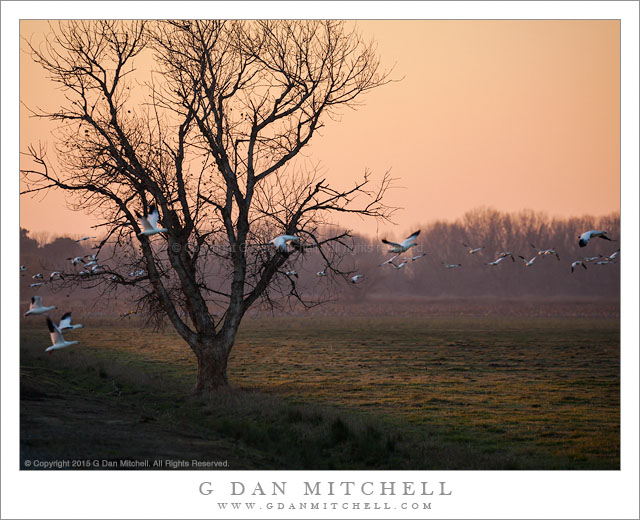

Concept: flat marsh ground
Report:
left=20, top=313, right=619, bottom=470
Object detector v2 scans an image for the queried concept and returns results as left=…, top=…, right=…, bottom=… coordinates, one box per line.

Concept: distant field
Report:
left=20, top=314, right=619, bottom=470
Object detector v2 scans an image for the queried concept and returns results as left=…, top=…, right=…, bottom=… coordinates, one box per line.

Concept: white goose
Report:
left=68, top=256, right=85, bottom=266
left=137, top=205, right=168, bottom=236
left=497, top=252, right=516, bottom=262
left=32, top=273, right=43, bottom=280
left=129, top=269, right=146, bottom=277
left=45, top=317, right=78, bottom=353
left=286, top=270, right=298, bottom=278
left=270, top=235, right=300, bottom=253
left=29, top=282, right=47, bottom=288
left=410, top=253, right=427, bottom=261
left=607, top=249, right=620, bottom=261
left=518, top=255, right=537, bottom=267
left=379, top=254, right=399, bottom=267
left=462, top=243, right=484, bottom=254
left=578, top=230, right=613, bottom=248
left=381, top=231, right=420, bottom=253
left=487, top=257, right=509, bottom=266
left=583, top=255, right=603, bottom=263
left=58, top=311, right=83, bottom=331
left=75, top=236, right=96, bottom=243
left=442, top=262, right=462, bottom=269
left=20, top=265, right=26, bottom=272
left=24, top=295, right=56, bottom=316
left=316, top=270, right=327, bottom=277
left=390, top=261, right=408, bottom=270
left=351, top=274, right=365, bottom=284
left=571, top=261, right=587, bottom=273
left=49, top=271, right=64, bottom=281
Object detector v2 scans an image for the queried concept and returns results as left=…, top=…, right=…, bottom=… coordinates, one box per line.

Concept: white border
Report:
left=2, top=2, right=638, bottom=519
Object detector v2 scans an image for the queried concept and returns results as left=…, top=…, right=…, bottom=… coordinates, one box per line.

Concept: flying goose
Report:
left=462, top=243, right=484, bottom=254
left=24, top=295, right=56, bottom=316
left=286, top=270, right=298, bottom=278
left=542, top=248, right=560, bottom=261
left=497, top=252, right=516, bottom=262
left=316, top=270, right=327, bottom=277
left=45, top=317, right=79, bottom=353
left=607, top=249, right=620, bottom=261
left=75, top=236, right=96, bottom=243
left=583, top=255, right=603, bottom=263
left=58, top=311, right=83, bottom=331
left=20, top=265, right=26, bottom=272
left=442, top=262, right=462, bottom=269
left=390, top=261, right=408, bottom=270
left=270, top=235, right=300, bottom=253
left=379, top=254, right=400, bottom=267
left=578, top=230, right=613, bottom=247
left=32, top=273, right=43, bottom=280
left=381, top=231, right=420, bottom=253
left=137, top=205, right=168, bottom=236
left=409, top=253, right=427, bottom=261
left=49, top=271, right=64, bottom=281
left=68, top=256, right=85, bottom=266
left=129, top=269, right=146, bottom=277
left=29, top=282, right=47, bottom=288
left=518, top=255, right=537, bottom=267
left=351, top=274, right=365, bottom=284
left=487, top=256, right=510, bottom=266
left=571, top=261, right=587, bottom=273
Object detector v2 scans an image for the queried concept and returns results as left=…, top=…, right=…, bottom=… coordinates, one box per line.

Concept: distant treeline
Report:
left=19, top=208, right=620, bottom=315
left=296, top=208, right=621, bottom=302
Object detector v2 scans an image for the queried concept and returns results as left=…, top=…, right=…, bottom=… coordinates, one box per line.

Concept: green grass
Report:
left=20, top=315, right=619, bottom=469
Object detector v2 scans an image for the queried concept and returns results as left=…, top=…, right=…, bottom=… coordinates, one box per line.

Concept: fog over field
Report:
left=20, top=208, right=620, bottom=318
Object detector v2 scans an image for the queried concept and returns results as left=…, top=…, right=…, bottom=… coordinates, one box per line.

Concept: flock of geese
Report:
left=21, top=204, right=619, bottom=354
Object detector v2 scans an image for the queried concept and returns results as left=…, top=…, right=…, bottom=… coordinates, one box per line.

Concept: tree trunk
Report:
left=193, top=340, right=230, bottom=393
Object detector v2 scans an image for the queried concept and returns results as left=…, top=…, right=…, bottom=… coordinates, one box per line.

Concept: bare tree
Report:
left=21, top=20, right=394, bottom=391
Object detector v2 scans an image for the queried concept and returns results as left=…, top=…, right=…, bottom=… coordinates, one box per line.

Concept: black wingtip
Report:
left=61, top=311, right=71, bottom=320
left=31, top=296, right=36, bottom=304
left=46, top=317, right=56, bottom=333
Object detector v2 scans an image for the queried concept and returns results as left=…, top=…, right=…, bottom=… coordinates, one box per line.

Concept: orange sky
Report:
left=19, top=20, right=620, bottom=240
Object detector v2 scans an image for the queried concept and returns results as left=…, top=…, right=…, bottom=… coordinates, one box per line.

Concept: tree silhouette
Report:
left=21, top=20, right=394, bottom=391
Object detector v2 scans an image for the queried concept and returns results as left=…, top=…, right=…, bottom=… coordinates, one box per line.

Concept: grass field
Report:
left=20, top=312, right=620, bottom=470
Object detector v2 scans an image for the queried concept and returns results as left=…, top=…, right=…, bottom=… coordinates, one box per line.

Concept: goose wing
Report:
left=47, top=317, right=64, bottom=345
left=381, top=239, right=402, bottom=248
left=147, top=205, right=160, bottom=229
left=401, top=230, right=420, bottom=247
left=58, top=312, right=72, bottom=330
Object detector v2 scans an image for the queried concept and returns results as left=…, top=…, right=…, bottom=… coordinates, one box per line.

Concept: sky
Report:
left=19, top=20, right=620, bottom=241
